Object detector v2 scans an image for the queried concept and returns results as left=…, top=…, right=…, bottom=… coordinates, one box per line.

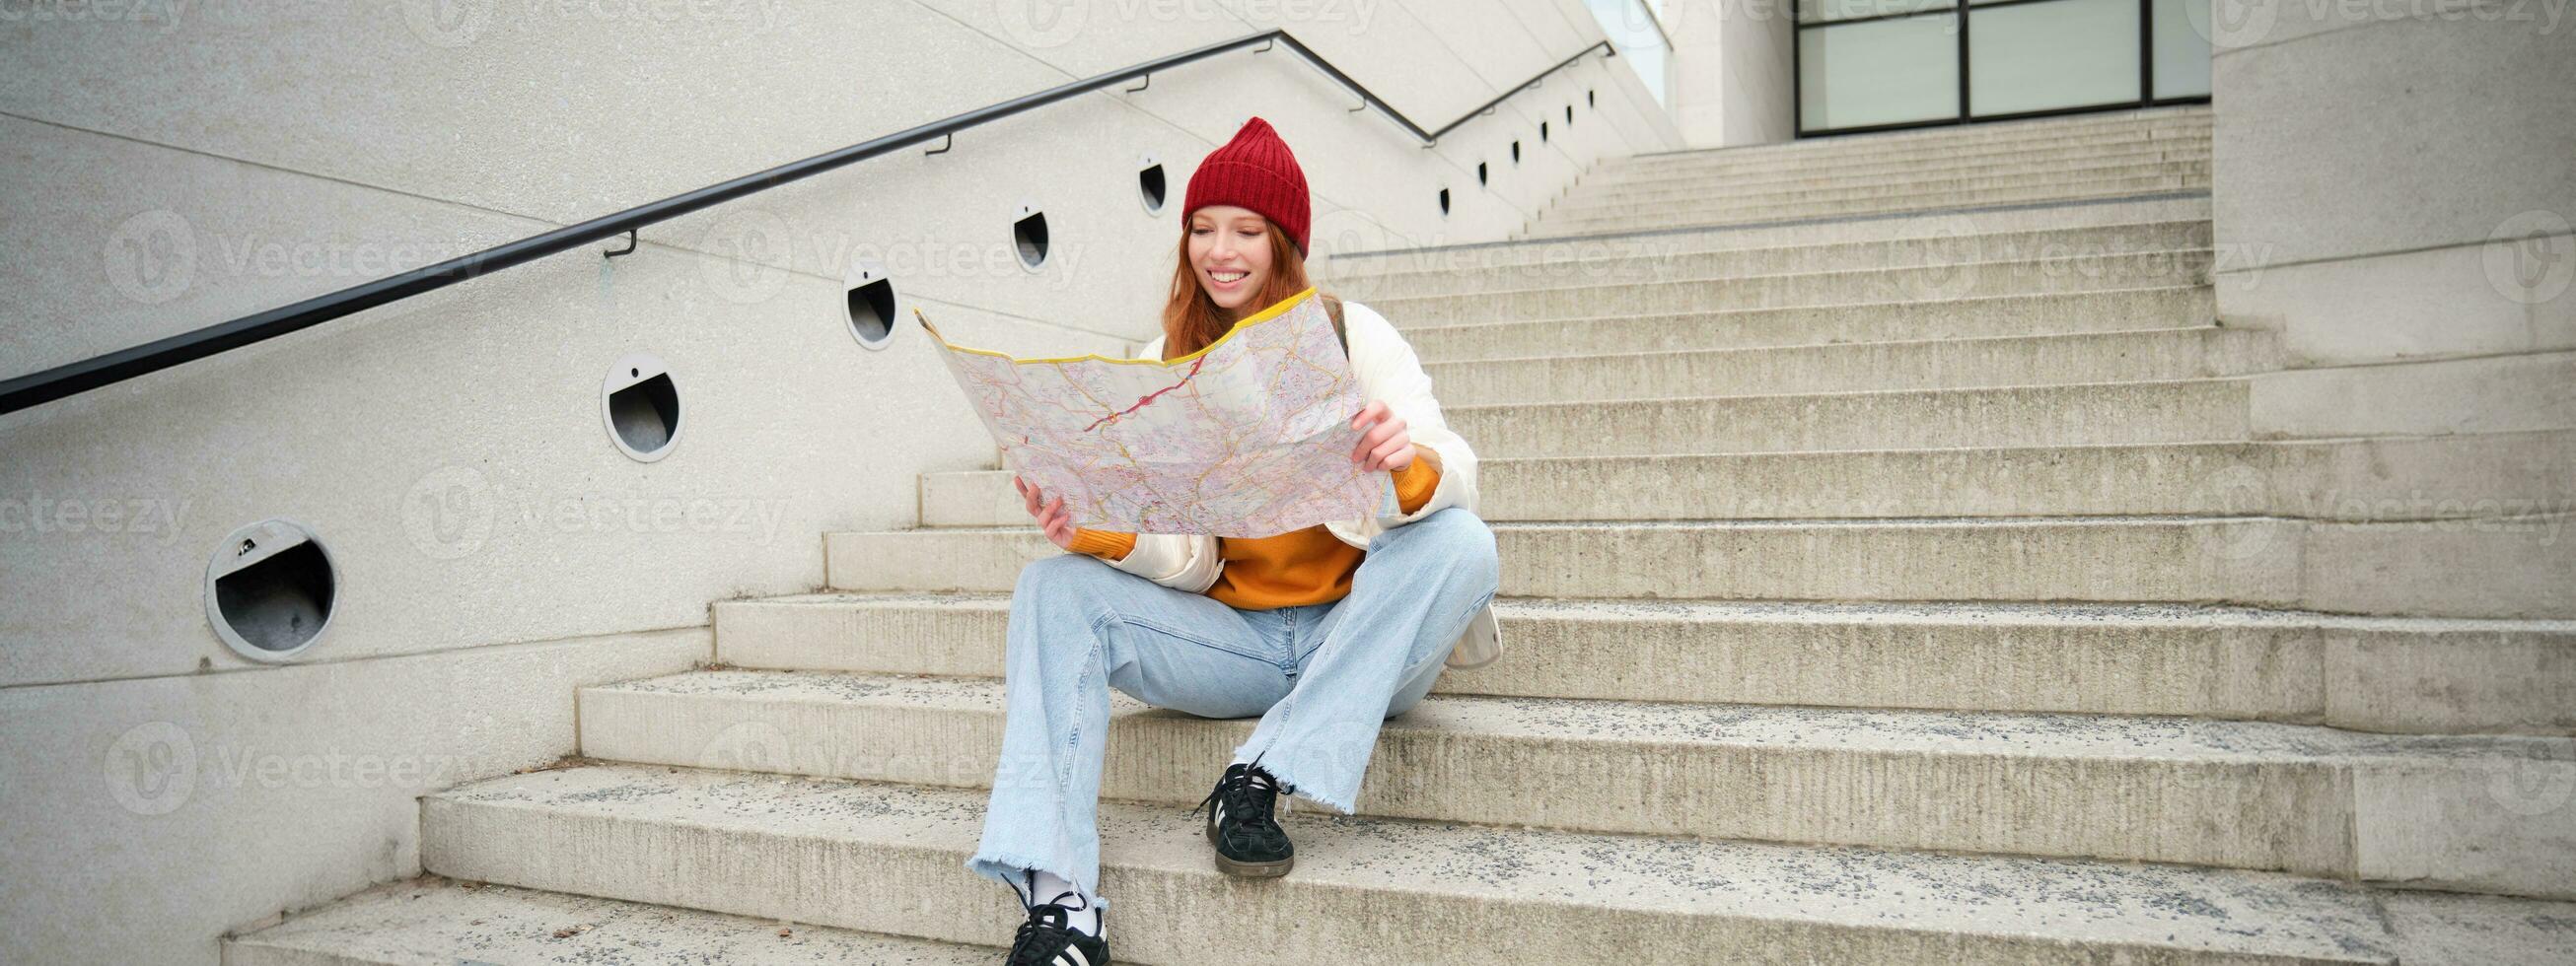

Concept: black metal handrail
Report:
left=2, top=30, right=1614, bottom=416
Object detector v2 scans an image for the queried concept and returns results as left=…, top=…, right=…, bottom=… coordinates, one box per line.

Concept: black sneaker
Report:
left=1004, top=869, right=1109, bottom=966
left=1188, top=751, right=1295, bottom=876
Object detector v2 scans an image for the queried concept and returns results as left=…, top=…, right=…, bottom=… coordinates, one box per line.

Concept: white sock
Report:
left=1028, top=868, right=1105, bottom=939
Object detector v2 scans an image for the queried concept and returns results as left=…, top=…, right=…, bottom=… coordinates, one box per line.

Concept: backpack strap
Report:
left=1321, top=293, right=1348, bottom=358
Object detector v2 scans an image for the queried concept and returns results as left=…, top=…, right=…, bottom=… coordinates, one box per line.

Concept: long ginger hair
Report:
left=1157, top=218, right=1340, bottom=360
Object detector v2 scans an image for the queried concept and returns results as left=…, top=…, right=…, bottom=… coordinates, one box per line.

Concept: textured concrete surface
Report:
left=0, top=626, right=707, bottom=966
left=1538, top=184, right=2216, bottom=237
left=922, top=432, right=2576, bottom=528
left=1337, top=220, right=2213, bottom=300
left=223, top=875, right=995, bottom=965
left=230, top=876, right=2576, bottom=966
left=1608, top=109, right=2210, bottom=178
left=574, top=667, right=2576, bottom=883
left=829, top=513, right=2575, bottom=618
left=1423, top=326, right=2278, bottom=404
left=710, top=592, right=2576, bottom=735
left=1395, top=286, right=2221, bottom=361
left=1561, top=172, right=2212, bottom=221
left=1445, top=379, right=2252, bottom=456
left=827, top=517, right=2303, bottom=605
left=1562, top=169, right=2213, bottom=218
left=1372, top=249, right=2211, bottom=320
left=1324, top=196, right=2213, bottom=276
left=421, top=761, right=2403, bottom=965
left=1582, top=156, right=2212, bottom=204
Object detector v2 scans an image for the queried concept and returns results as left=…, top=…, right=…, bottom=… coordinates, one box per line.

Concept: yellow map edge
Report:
left=911, top=285, right=1321, bottom=367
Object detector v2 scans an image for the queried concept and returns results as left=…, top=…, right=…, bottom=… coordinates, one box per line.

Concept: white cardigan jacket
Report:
left=1095, top=299, right=1501, bottom=670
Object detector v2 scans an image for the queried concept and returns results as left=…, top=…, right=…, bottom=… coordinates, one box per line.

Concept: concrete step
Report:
left=1324, top=194, right=2212, bottom=275
left=1600, top=135, right=2211, bottom=187
left=1580, top=144, right=2211, bottom=195
left=1444, top=378, right=2249, bottom=456
left=1618, top=109, right=2211, bottom=172
left=421, top=759, right=2430, bottom=965
left=715, top=589, right=2576, bottom=734
left=1368, top=249, right=2210, bottom=323
left=1550, top=174, right=2215, bottom=231
left=829, top=515, right=2295, bottom=602
left=1335, top=220, right=2212, bottom=301
left=223, top=860, right=2576, bottom=966
left=1560, top=170, right=2211, bottom=218
left=1629, top=106, right=2207, bottom=154
left=576, top=668, right=2576, bottom=890
left=923, top=431, right=2573, bottom=530
left=1420, top=326, right=2279, bottom=405
left=222, top=875, right=996, bottom=965
left=1533, top=179, right=2211, bottom=236
left=1400, top=287, right=2215, bottom=362
left=825, top=512, right=2574, bottom=619
left=1564, top=160, right=2215, bottom=211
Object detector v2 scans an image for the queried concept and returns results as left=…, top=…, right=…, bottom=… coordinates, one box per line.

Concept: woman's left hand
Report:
left=1350, top=400, right=1414, bottom=472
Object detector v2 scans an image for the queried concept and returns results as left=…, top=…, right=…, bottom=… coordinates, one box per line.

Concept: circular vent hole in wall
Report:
left=1138, top=158, right=1167, bottom=213
left=206, top=518, right=336, bottom=662
left=1476, top=162, right=1487, bottom=185
left=1437, top=187, right=1450, bottom=216
left=1013, top=205, right=1049, bottom=269
left=603, top=353, right=681, bottom=461
left=845, top=260, right=895, bottom=349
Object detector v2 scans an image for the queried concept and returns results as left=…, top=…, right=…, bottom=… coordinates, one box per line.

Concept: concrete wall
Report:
left=2207, top=0, right=2576, bottom=436
left=0, top=2, right=1681, bottom=962
left=1664, top=0, right=1796, bottom=147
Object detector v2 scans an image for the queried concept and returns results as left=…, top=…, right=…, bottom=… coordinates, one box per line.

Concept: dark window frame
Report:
left=1790, top=0, right=2211, bottom=138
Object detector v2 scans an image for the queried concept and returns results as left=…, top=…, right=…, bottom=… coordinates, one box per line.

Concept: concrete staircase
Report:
left=1522, top=106, right=2215, bottom=238
left=227, top=105, right=2576, bottom=964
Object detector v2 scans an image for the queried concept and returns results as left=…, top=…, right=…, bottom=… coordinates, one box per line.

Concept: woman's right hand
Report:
left=1015, top=475, right=1078, bottom=550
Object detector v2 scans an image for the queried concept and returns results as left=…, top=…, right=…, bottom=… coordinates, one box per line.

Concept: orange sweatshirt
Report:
left=1065, top=445, right=1444, bottom=610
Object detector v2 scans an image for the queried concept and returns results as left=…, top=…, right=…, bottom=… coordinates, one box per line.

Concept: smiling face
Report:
left=1187, top=205, right=1274, bottom=317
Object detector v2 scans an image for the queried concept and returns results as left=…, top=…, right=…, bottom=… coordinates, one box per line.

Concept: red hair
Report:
left=1157, top=216, right=1339, bottom=360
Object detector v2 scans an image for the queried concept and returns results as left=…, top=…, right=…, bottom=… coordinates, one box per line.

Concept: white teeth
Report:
left=1211, top=271, right=1248, bottom=282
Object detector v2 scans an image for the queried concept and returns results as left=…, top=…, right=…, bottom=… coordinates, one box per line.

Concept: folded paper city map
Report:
left=916, top=286, right=1394, bottom=537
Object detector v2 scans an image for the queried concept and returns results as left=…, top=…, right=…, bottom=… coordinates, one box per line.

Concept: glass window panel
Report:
left=1801, top=0, right=1953, bottom=26
left=2151, top=0, right=2213, bottom=98
left=1799, top=14, right=1963, bottom=130
left=1967, top=0, right=2142, bottom=115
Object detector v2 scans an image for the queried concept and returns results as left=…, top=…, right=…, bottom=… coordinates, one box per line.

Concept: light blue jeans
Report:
left=964, top=506, right=1502, bottom=910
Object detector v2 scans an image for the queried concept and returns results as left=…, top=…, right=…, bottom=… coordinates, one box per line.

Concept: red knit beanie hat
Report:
left=1184, top=116, right=1311, bottom=256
